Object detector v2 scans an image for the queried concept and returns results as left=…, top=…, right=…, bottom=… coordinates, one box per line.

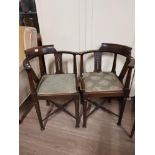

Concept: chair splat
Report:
left=54, top=53, right=63, bottom=74
left=94, top=51, right=102, bottom=72
left=111, top=53, right=117, bottom=74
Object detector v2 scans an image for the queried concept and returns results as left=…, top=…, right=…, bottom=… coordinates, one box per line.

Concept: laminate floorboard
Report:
left=20, top=99, right=135, bottom=155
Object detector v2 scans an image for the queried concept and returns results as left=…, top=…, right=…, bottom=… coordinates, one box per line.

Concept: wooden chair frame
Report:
left=23, top=45, right=80, bottom=130
left=79, top=43, right=135, bottom=127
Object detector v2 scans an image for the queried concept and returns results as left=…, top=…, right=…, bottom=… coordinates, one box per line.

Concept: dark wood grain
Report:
left=119, top=58, right=131, bottom=81
left=99, top=43, right=131, bottom=57
left=112, top=53, right=117, bottom=73
left=94, top=51, right=102, bottom=72
left=80, top=54, right=84, bottom=76
left=54, top=53, right=63, bottom=74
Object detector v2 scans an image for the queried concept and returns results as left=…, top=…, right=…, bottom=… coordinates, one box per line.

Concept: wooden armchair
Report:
left=79, top=43, right=134, bottom=127
left=23, top=45, right=80, bottom=130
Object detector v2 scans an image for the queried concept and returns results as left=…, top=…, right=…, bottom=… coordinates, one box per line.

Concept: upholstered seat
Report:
left=83, top=72, right=123, bottom=92
left=37, top=73, right=77, bottom=96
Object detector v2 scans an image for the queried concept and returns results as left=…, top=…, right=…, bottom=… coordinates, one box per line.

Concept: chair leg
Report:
left=117, top=98, right=127, bottom=126
left=46, top=100, right=50, bottom=106
left=80, top=91, right=83, bottom=105
left=75, top=98, right=80, bottom=128
left=130, top=121, right=135, bottom=138
left=33, top=99, right=45, bottom=130
left=108, top=98, right=111, bottom=103
left=83, top=99, right=87, bottom=128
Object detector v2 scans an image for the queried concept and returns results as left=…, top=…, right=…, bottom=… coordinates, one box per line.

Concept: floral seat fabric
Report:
left=37, top=74, right=77, bottom=95
left=83, top=72, right=123, bottom=92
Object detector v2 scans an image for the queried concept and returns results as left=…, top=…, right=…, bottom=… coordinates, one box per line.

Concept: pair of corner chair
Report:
left=23, top=43, right=134, bottom=130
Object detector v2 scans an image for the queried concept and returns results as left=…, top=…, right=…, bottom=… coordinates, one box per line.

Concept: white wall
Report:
left=35, top=0, right=135, bottom=96
left=36, top=0, right=79, bottom=51
left=36, top=0, right=134, bottom=50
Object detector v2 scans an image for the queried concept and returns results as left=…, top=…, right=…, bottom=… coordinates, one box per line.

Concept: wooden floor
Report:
left=19, top=99, right=135, bottom=155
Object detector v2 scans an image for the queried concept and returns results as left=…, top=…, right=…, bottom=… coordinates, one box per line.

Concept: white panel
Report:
left=36, top=0, right=81, bottom=73
left=36, top=0, right=79, bottom=51
left=78, top=0, right=86, bottom=52
left=36, top=0, right=135, bottom=52
left=90, top=0, right=135, bottom=48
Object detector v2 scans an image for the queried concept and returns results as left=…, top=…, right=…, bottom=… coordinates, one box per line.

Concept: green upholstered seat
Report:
left=82, top=72, right=123, bottom=92
left=37, top=74, right=77, bottom=95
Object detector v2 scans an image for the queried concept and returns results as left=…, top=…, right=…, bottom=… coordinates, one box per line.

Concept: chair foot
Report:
left=117, top=98, right=127, bottom=126
left=129, top=121, right=135, bottom=138
left=117, top=121, right=121, bottom=126
left=82, top=99, right=87, bottom=128
left=40, top=126, right=45, bottom=131
left=46, top=100, right=50, bottom=106
left=75, top=119, right=80, bottom=128
left=83, top=123, right=87, bottom=128
left=33, top=100, right=45, bottom=131
left=75, top=124, right=80, bottom=128
left=74, top=98, right=80, bottom=128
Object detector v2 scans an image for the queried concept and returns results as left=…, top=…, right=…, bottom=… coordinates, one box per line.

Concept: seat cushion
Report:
left=37, top=74, right=77, bottom=95
left=83, top=72, right=123, bottom=92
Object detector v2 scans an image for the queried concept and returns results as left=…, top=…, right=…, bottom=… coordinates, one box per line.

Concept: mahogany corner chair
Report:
left=79, top=43, right=134, bottom=127
left=23, top=45, right=80, bottom=130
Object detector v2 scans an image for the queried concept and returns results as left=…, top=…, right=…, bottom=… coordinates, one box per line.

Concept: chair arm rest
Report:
left=128, top=57, right=135, bottom=68
left=23, top=58, right=32, bottom=71
left=23, top=58, right=40, bottom=86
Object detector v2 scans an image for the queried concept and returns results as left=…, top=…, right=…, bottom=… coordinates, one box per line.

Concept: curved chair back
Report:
left=80, top=43, right=132, bottom=81
left=23, top=45, right=78, bottom=93
left=24, top=45, right=78, bottom=75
